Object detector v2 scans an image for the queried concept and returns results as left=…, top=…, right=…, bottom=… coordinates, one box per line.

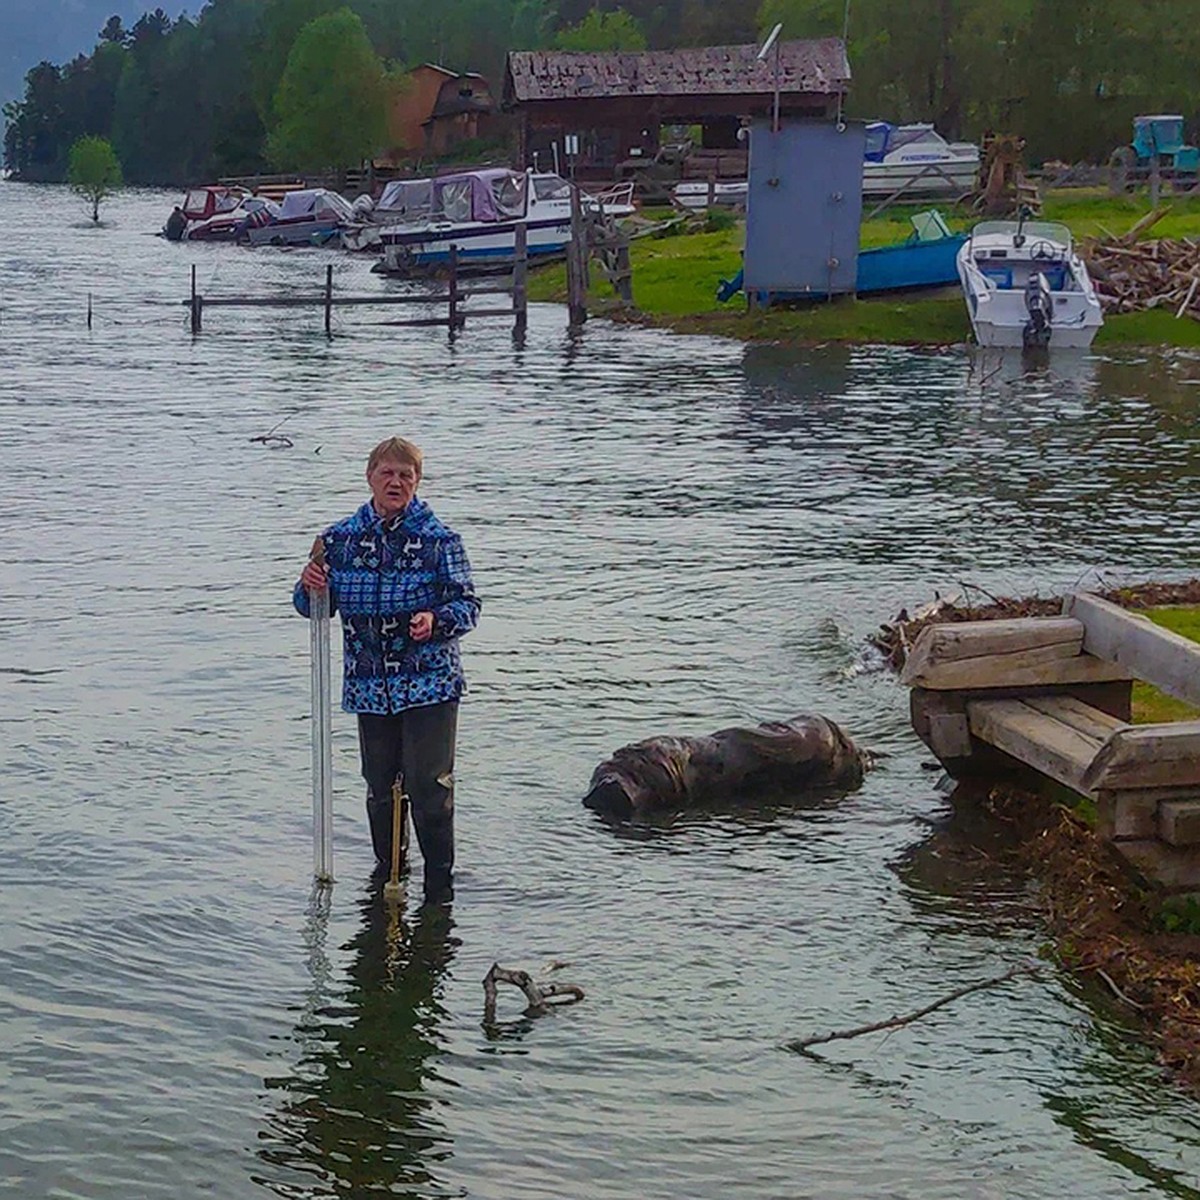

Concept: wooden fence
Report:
left=183, top=228, right=528, bottom=338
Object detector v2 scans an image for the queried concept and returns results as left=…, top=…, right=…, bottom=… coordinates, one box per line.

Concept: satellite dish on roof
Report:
left=757, top=23, right=782, bottom=62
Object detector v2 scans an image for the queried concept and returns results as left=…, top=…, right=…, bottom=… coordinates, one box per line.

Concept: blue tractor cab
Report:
left=1113, top=115, right=1200, bottom=186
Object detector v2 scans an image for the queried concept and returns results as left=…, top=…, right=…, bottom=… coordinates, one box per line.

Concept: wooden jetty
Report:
left=903, top=592, right=1200, bottom=892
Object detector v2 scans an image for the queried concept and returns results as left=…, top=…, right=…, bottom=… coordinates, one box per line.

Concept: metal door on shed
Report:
left=743, top=119, right=866, bottom=299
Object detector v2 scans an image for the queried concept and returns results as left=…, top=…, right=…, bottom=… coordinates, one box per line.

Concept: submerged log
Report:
left=582, top=714, right=867, bottom=818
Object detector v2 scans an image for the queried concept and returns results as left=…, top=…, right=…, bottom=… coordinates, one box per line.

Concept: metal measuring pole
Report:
left=308, top=536, right=334, bottom=883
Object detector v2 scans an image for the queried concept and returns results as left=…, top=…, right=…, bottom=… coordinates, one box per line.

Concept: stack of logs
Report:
left=1081, top=206, right=1200, bottom=318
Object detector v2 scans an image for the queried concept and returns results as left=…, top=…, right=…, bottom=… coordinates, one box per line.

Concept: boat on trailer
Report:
left=372, top=168, right=635, bottom=275
left=956, top=215, right=1104, bottom=349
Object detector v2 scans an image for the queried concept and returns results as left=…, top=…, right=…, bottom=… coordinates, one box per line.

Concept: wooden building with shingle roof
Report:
left=503, top=39, right=850, bottom=177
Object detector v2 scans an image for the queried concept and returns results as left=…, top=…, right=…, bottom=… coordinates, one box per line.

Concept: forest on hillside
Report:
left=4, top=0, right=1199, bottom=186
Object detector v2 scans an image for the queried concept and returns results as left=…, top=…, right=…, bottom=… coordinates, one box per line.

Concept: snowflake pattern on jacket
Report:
left=293, top=499, right=480, bottom=714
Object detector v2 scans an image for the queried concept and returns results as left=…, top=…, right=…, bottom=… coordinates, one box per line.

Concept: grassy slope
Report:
left=528, top=189, right=1200, bottom=346
left=1134, top=608, right=1200, bottom=723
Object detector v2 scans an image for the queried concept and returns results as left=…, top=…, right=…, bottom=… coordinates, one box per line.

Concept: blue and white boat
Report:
left=373, top=169, right=635, bottom=274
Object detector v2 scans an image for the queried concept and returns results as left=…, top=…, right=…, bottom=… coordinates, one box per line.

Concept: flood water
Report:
left=3, top=182, right=1200, bottom=1199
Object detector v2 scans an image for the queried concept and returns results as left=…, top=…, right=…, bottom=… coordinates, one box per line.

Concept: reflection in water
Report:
left=257, top=892, right=459, bottom=1198
left=1046, top=1094, right=1200, bottom=1200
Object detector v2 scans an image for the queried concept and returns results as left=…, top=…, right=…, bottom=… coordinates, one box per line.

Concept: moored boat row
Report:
left=161, top=167, right=636, bottom=275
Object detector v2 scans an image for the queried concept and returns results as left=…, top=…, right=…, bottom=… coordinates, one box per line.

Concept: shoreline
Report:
left=529, top=190, right=1200, bottom=349
left=880, top=580, right=1200, bottom=1089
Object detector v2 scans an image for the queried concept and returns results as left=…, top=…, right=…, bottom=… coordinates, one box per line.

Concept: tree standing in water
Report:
left=67, top=136, right=123, bottom=222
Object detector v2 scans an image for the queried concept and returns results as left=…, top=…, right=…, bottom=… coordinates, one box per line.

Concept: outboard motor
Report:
left=350, top=193, right=375, bottom=219
left=1023, top=271, right=1053, bottom=349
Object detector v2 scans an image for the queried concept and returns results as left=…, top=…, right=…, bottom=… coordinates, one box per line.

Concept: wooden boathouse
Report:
left=502, top=39, right=850, bottom=180
left=903, top=593, right=1200, bottom=892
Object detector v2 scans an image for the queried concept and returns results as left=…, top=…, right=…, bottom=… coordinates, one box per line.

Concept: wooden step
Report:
left=965, top=695, right=1124, bottom=795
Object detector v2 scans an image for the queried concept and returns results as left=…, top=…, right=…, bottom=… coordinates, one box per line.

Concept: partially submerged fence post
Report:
left=447, top=245, right=461, bottom=331
left=513, top=222, right=528, bottom=339
left=323, top=264, right=333, bottom=336
left=190, top=264, right=202, bottom=334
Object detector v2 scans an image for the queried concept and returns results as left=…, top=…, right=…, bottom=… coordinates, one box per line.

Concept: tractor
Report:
left=1110, top=114, right=1200, bottom=194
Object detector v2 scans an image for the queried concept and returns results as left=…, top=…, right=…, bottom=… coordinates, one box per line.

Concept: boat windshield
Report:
left=971, top=220, right=1073, bottom=252
left=889, top=125, right=946, bottom=152
left=532, top=174, right=572, bottom=201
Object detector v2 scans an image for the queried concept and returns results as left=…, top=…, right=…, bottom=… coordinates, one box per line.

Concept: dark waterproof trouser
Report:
left=357, top=701, right=457, bottom=900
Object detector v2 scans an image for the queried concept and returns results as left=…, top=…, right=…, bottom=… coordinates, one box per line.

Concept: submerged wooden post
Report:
left=513, top=222, right=528, bottom=338
left=87, top=292, right=93, bottom=330
left=323, top=264, right=333, bottom=336
left=190, top=265, right=201, bottom=334
left=448, top=245, right=460, bottom=331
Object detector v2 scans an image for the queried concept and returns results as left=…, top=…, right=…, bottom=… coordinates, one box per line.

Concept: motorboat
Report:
left=185, top=196, right=281, bottom=242
left=163, top=185, right=249, bottom=241
left=717, top=209, right=965, bottom=303
left=669, top=123, right=978, bottom=211
left=243, top=188, right=358, bottom=247
left=956, top=215, right=1104, bottom=349
left=373, top=169, right=636, bottom=274
left=863, top=123, right=979, bottom=197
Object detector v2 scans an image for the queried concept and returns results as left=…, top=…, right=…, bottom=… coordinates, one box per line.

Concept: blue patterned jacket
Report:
left=293, top=499, right=480, bottom=714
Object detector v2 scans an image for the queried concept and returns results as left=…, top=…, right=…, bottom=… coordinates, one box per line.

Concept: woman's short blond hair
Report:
left=366, top=437, right=423, bottom=478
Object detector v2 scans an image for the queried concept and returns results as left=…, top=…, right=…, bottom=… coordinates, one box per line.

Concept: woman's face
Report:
left=367, top=458, right=419, bottom=517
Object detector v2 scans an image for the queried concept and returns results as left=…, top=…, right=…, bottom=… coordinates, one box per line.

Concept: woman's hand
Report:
left=301, top=560, right=329, bottom=592
left=409, top=611, right=435, bottom=642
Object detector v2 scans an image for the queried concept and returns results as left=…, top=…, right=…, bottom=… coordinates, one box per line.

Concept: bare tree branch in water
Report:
left=787, top=963, right=1040, bottom=1053
left=483, top=963, right=585, bottom=1022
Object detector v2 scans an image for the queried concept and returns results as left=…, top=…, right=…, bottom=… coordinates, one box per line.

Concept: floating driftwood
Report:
left=482, top=963, right=585, bottom=1022
left=583, top=714, right=867, bottom=818
left=786, top=963, right=1040, bottom=1053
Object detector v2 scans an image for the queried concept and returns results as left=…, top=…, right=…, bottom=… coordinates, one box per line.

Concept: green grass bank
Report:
left=528, top=189, right=1200, bottom=347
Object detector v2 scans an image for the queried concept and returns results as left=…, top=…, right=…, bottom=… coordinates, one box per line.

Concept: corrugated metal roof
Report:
left=505, top=39, right=850, bottom=104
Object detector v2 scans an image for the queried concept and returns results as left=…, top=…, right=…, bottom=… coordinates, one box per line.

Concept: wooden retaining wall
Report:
left=903, top=593, right=1200, bottom=892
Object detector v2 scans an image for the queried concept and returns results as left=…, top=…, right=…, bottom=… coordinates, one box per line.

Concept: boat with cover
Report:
left=956, top=215, right=1104, bottom=349
left=863, top=123, right=979, bottom=197
left=243, top=188, right=358, bottom=247
left=373, top=169, right=635, bottom=274
left=163, top=185, right=250, bottom=241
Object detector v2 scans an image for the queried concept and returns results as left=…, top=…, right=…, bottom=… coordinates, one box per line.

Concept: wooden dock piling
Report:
left=567, top=185, right=588, bottom=328
left=512, top=223, right=528, bottom=339
left=447, top=245, right=460, bottom=331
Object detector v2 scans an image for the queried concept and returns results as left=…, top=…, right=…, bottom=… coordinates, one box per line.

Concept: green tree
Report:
left=67, top=135, right=123, bottom=221
left=553, top=8, right=648, bottom=50
left=267, top=8, right=391, bottom=176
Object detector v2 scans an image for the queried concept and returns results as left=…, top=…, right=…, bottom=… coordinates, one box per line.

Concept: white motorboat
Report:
left=373, top=169, right=635, bottom=274
left=863, top=123, right=979, bottom=198
left=956, top=216, right=1104, bottom=349
left=668, top=122, right=977, bottom=211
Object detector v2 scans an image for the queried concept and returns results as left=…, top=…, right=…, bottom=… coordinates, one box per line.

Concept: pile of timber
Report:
left=1081, top=206, right=1200, bottom=317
